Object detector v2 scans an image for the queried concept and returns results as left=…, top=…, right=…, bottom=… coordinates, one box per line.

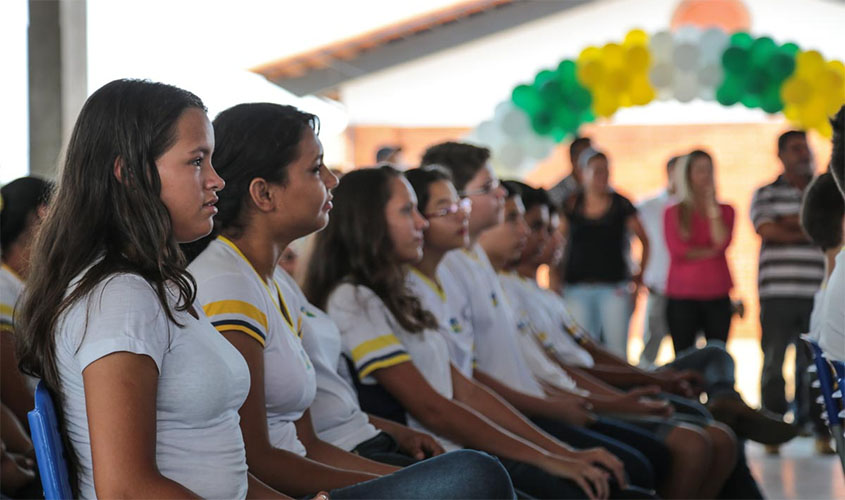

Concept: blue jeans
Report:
left=329, top=450, right=515, bottom=499
left=564, top=282, right=633, bottom=357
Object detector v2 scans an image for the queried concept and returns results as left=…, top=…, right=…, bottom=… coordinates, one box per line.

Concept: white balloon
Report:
left=523, top=134, right=556, bottom=160
left=476, top=120, right=504, bottom=147
left=499, top=105, right=532, bottom=139
left=674, top=42, right=701, bottom=72
left=673, top=71, right=699, bottom=103
left=699, top=27, right=729, bottom=63
left=649, top=63, right=675, bottom=88
left=674, top=24, right=702, bottom=44
left=649, top=31, right=675, bottom=61
left=697, top=62, right=724, bottom=89
left=494, top=141, right=525, bottom=170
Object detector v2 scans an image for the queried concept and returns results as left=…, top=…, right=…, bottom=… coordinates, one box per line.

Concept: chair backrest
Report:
left=803, top=337, right=842, bottom=427
left=27, top=381, right=73, bottom=500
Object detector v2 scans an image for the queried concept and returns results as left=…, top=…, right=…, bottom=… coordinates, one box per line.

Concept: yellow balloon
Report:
left=783, top=104, right=801, bottom=122
left=799, top=98, right=828, bottom=128
left=781, top=78, right=811, bottom=106
left=828, top=60, right=845, bottom=77
left=814, top=119, right=833, bottom=139
left=602, top=43, right=625, bottom=68
left=624, top=29, right=649, bottom=47
left=577, top=59, right=606, bottom=87
left=625, top=45, right=651, bottom=73
left=629, top=76, right=656, bottom=105
left=796, top=50, right=825, bottom=77
left=606, top=69, right=631, bottom=93
left=579, top=46, right=602, bottom=64
left=592, top=90, right=619, bottom=117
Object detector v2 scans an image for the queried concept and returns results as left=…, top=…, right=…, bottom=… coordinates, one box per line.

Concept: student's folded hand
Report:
left=393, top=427, right=445, bottom=460
left=571, top=447, right=627, bottom=490
left=538, top=454, right=610, bottom=500
left=550, top=396, right=597, bottom=426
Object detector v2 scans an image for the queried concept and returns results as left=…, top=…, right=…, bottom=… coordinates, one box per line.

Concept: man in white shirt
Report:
left=636, top=156, right=679, bottom=367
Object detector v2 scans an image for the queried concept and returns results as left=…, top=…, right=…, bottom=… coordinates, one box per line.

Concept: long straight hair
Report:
left=15, top=79, right=206, bottom=491
left=304, top=166, right=437, bottom=333
left=673, top=150, right=714, bottom=240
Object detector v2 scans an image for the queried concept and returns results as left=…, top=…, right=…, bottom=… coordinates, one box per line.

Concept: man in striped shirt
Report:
left=750, top=130, right=825, bottom=452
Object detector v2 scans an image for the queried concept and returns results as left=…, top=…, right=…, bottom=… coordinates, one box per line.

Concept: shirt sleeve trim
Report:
left=350, top=333, right=403, bottom=363
left=358, top=352, right=412, bottom=379
left=211, top=320, right=267, bottom=347
left=203, top=300, right=269, bottom=331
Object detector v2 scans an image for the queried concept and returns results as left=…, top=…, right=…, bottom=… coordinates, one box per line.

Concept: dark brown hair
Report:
left=15, top=79, right=206, bottom=492
left=304, top=166, right=437, bottom=333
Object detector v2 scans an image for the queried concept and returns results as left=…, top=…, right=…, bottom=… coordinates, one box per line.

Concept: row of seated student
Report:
left=0, top=78, right=840, bottom=499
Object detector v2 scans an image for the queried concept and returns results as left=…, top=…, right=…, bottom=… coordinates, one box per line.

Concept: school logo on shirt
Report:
left=491, top=292, right=499, bottom=307
left=300, top=306, right=316, bottom=318
left=449, top=317, right=463, bottom=334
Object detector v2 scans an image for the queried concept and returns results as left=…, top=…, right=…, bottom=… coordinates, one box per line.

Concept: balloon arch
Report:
left=468, top=27, right=845, bottom=173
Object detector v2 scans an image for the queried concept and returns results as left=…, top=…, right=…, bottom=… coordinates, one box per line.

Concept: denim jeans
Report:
left=564, top=282, right=633, bottom=357
left=329, top=450, right=515, bottom=499
left=352, top=432, right=418, bottom=466
left=531, top=416, right=669, bottom=490
left=662, top=341, right=737, bottom=399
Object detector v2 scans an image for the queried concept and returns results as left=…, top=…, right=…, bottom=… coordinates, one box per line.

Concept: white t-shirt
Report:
left=191, top=237, right=316, bottom=456
left=440, top=245, right=545, bottom=397
left=808, top=287, right=825, bottom=342
left=532, top=286, right=596, bottom=369
left=497, top=272, right=582, bottom=392
left=0, top=264, right=38, bottom=393
left=284, top=276, right=380, bottom=452
left=56, top=271, right=250, bottom=499
left=407, top=268, right=474, bottom=376
left=327, top=282, right=460, bottom=451
left=637, top=190, right=674, bottom=293
left=818, top=249, right=845, bottom=361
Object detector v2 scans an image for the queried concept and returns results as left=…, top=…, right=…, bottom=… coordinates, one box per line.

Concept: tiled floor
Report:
left=746, top=438, right=844, bottom=500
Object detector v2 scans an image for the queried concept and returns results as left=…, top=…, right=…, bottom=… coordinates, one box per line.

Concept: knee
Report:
left=706, top=423, right=738, bottom=468
left=445, top=450, right=515, bottom=498
left=668, top=425, right=713, bottom=467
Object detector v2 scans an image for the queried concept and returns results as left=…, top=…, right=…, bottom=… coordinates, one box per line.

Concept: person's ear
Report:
left=113, top=157, right=125, bottom=183
left=248, top=178, right=276, bottom=213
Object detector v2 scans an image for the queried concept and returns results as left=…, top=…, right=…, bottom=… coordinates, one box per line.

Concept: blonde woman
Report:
left=664, top=150, right=735, bottom=353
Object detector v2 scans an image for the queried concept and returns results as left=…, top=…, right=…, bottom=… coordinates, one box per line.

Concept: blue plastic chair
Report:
left=803, top=336, right=845, bottom=474
left=27, top=381, right=73, bottom=500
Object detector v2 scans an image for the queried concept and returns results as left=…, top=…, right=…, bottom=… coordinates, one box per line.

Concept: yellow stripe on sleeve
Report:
left=358, top=353, right=412, bottom=379
left=203, top=300, right=268, bottom=331
left=350, top=333, right=402, bottom=363
left=212, top=323, right=266, bottom=347
left=0, top=303, right=15, bottom=319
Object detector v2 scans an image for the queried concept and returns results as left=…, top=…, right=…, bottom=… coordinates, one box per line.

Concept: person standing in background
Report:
left=636, top=157, right=679, bottom=367
left=750, top=130, right=827, bottom=454
left=664, top=151, right=735, bottom=354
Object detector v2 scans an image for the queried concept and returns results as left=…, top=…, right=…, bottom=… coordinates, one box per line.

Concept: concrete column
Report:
left=28, top=0, right=86, bottom=179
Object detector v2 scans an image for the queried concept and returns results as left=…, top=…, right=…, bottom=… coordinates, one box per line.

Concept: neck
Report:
left=482, top=247, right=508, bottom=272
left=225, top=228, right=291, bottom=281
left=417, top=245, right=446, bottom=280
left=784, top=170, right=809, bottom=190
left=1, top=244, right=29, bottom=281
left=515, top=260, right=538, bottom=280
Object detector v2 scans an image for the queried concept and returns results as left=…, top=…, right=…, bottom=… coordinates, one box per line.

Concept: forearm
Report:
left=558, top=365, right=625, bottom=397
left=248, top=445, right=376, bottom=497
left=0, top=404, right=32, bottom=454
left=581, top=365, right=661, bottom=389
left=305, top=439, right=397, bottom=475
left=247, top=472, right=291, bottom=499
left=474, top=369, right=558, bottom=418
left=458, top=378, right=575, bottom=457
left=368, top=414, right=408, bottom=436
left=95, top=473, right=201, bottom=499
left=758, top=221, right=809, bottom=244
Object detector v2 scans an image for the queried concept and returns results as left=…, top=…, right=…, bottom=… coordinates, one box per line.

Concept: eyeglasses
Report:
left=425, top=198, right=472, bottom=219
left=460, top=178, right=500, bottom=197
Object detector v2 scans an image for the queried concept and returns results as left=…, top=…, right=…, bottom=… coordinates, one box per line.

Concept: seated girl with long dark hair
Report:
left=186, top=102, right=515, bottom=499
left=304, top=165, right=651, bottom=500
left=16, top=79, right=284, bottom=499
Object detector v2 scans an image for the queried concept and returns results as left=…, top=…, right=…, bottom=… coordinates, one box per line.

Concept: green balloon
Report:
left=539, top=79, right=563, bottom=103
left=745, top=68, right=768, bottom=94
left=781, top=42, right=801, bottom=56
left=767, top=52, right=796, bottom=81
left=750, top=36, right=777, bottom=66
left=580, top=109, right=596, bottom=124
left=759, top=86, right=783, bottom=113
left=557, top=60, right=578, bottom=83
left=570, top=86, right=593, bottom=111
left=741, top=93, right=761, bottom=109
left=512, top=85, right=544, bottom=115
left=730, top=32, right=754, bottom=49
left=552, top=105, right=579, bottom=132
left=534, top=70, right=558, bottom=88
left=531, top=111, right=554, bottom=135
left=716, top=78, right=743, bottom=106
left=722, top=47, right=750, bottom=74
left=551, top=127, right=569, bottom=143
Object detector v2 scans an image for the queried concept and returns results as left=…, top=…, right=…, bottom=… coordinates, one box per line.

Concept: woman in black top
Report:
left=560, top=150, right=650, bottom=358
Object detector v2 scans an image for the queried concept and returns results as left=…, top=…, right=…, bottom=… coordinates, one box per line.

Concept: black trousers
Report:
left=666, top=296, right=732, bottom=353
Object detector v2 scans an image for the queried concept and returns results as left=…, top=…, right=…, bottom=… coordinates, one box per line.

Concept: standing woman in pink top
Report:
left=664, top=150, right=735, bottom=354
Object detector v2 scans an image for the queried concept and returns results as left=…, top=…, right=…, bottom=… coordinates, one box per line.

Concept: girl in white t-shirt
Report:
left=14, top=80, right=284, bottom=499
left=306, top=165, right=634, bottom=500
left=184, top=102, right=514, bottom=499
